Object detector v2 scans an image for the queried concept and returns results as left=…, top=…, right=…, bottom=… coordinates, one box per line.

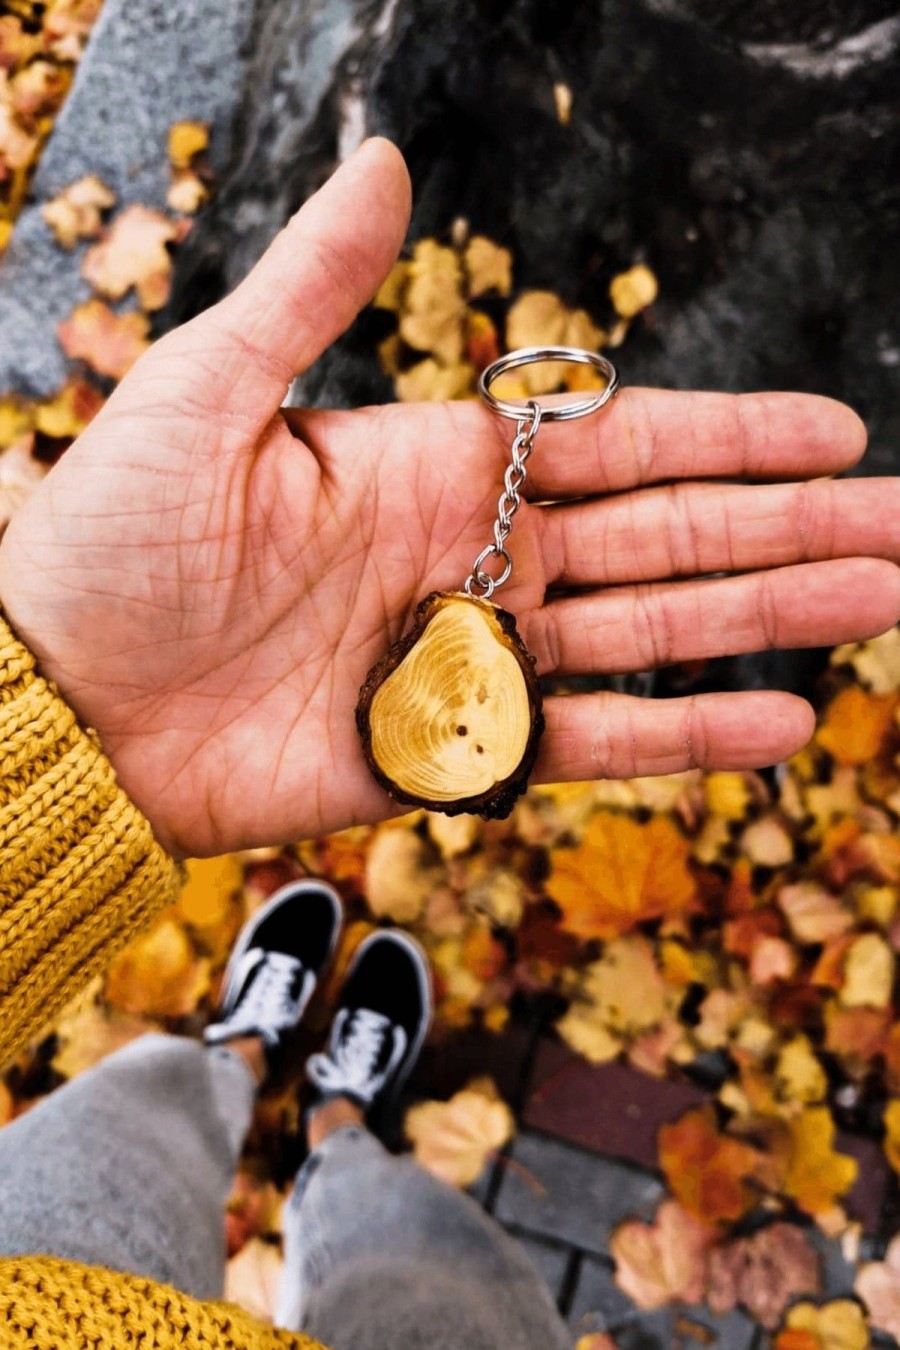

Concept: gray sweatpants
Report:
left=0, top=1033, right=570, bottom=1350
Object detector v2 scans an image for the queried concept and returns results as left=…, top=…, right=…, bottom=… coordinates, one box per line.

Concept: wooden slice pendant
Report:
left=356, top=591, right=544, bottom=819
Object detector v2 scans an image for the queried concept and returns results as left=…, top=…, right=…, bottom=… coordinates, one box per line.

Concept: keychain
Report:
left=356, top=344, right=620, bottom=819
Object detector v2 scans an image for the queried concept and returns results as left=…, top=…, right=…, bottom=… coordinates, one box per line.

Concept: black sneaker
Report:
left=306, top=930, right=432, bottom=1112
left=204, top=880, right=343, bottom=1069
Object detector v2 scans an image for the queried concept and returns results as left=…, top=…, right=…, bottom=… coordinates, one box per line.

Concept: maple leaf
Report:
left=42, top=173, right=115, bottom=247
left=104, top=914, right=211, bottom=1017
left=816, top=686, right=898, bottom=765
left=610, top=1199, right=714, bottom=1309
left=782, top=1107, right=858, bottom=1216
left=405, top=1077, right=514, bottom=1187
left=546, top=812, right=697, bottom=942
left=609, top=264, right=658, bottom=319
left=856, top=1233, right=900, bottom=1341
left=398, top=239, right=466, bottom=364
left=365, top=822, right=440, bottom=923
left=82, top=204, right=181, bottom=310
left=0, top=436, right=46, bottom=532
left=57, top=298, right=150, bottom=379
left=463, top=236, right=512, bottom=298
left=658, top=1105, right=759, bottom=1225
left=707, top=1222, right=821, bottom=1329
left=776, top=1299, right=869, bottom=1350
left=505, top=291, right=605, bottom=392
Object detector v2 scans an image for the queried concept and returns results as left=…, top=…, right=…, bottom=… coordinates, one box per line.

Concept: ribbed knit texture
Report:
left=0, top=1257, right=321, bottom=1349
left=0, top=615, right=184, bottom=1068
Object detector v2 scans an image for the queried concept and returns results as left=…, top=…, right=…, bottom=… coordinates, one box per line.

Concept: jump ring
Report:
left=479, top=346, right=619, bottom=422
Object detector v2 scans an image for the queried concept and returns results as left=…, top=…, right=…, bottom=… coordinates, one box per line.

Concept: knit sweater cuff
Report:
left=0, top=615, right=183, bottom=1067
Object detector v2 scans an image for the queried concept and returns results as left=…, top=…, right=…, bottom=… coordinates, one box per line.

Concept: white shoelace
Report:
left=308, top=1007, right=408, bottom=1103
left=219, top=949, right=312, bottom=1046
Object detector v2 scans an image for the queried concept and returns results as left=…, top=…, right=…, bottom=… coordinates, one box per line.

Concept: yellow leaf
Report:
left=610, top=1200, right=714, bottom=1309
left=104, top=915, right=211, bottom=1017
left=817, top=685, right=898, bottom=765
left=177, top=854, right=242, bottom=929
left=52, top=999, right=157, bottom=1080
left=581, top=936, right=667, bottom=1036
left=464, top=235, right=512, bottom=298
left=0, top=398, right=32, bottom=451
left=832, top=628, right=900, bottom=695
left=884, top=1099, right=900, bottom=1176
left=781, top=1299, right=869, bottom=1350
left=774, top=1036, right=828, bottom=1105
left=783, top=1108, right=858, bottom=1216
left=839, top=933, right=894, bottom=1009
left=609, top=264, right=658, bottom=319
left=399, top=239, right=465, bottom=364
left=426, top=811, right=479, bottom=858
left=0, top=1078, right=12, bottom=1126
left=372, top=259, right=408, bottom=312
left=553, top=81, right=573, bottom=125
left=395, top=357, right=475, bottom=402
left=705, top=771, right=752, bottom=821
left=740, top=815, right=795, bottom=867
left=777, top=882, right=854, bottom=944
left=42, top=173, right=115, bottom=248
left=547, top=812, right=697, bottom=942
left=506, top=290, right=605, bottom=392
left=556, top=1002, right=622, bottom=1064
left=405, top=1078, right=514, bottom=1187
left=364, top=824, right=440, bottom=923
left=33, top=376, right=104, bottom=439
left=465, top=866, right=524, bottom=929
left=168, top=119, right=209, bottom=169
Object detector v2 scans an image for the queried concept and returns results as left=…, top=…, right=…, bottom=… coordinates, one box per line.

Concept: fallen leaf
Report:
left=609, top=264, right=658, bottom=319
left=224, top=1236, right=283, bottom=1325
left=741, top=816, right=795, bottom=867
left=838, top=933, right=894, bottom=1009
left=705, top=772, right=753, bottom=821
left=856, top=1233, right=900, bottom=1340
left=553, top=81, right=573, bottom=125
left=52, top=998, right=159, bottom=1080
left=750, top=936, right=797, bottom=985
left=405, top=1077, right=514, bottom=1187
left=0, top=16, right=39, bottom=72
left=547, top=812, right=697, bottom=942
left=824, top=1004, right=890, bottom=1074
left=505, top=291, right=605, bottom=392
left=782, top=1108, right=858, bottom=1216
left=774, top=1036, right=828, bottom=1105
left=610, top=1199, right=713, bottom=1309
left=464, top=236, right=512, bottom=298
left=395, top=357, right=475, bottom=402
left=0, top=436, right=46, bottom=530
left=365, top=824, right=439, bottom=923
left=884, top=1099, right=900, bottom=1176
left=816, top=686, right=898, bottom=765
left=707, top=1222, right=821, bottom=1329
left=465, top=866, right=524, bottom=929
left=42, top=173, right=115, bottom=247
left=33, top=376, right=103, bottom=439
left=372, top=259, right=408, bottom=312
left=168, top=119, right=209, bottom=169
left=104, top=914, right=211, bottom=1017
left=167, top=172, right=208, bottom=214
left=426, top=811, right=480, bottom=858
left=777, top=1299, right=869, bottom=1350
left=778, top=883, right=854, bottom=944
left=658, top=1105, right=759, bottom=1225
left=398, top=239, right=465, bottom=364
left=57, top=298, right=150, bottom=379
left=556, top=1001, right=622, bottom=1064
left=10, top=60, right=68, bottom=121
left=465, top=310, right=501, bottom=372
left=82, top=203, right=181, bottom=310
left=832, top=628, right=900, bottom=696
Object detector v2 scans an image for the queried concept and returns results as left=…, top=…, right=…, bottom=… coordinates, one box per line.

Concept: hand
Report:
left=0, top=140, right=897, bottom=857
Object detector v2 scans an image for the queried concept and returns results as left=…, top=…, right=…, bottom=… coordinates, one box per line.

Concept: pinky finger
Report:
left=535, top=690, right=816, bottom=782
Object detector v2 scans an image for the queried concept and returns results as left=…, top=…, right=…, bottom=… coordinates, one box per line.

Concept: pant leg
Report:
left=278, top=1126, right=571, bottom=1350
left=0, top=1032, right=255, bottom=1299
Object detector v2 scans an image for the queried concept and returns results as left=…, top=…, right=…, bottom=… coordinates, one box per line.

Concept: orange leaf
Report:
left=168, top=119, right=209, bottom=169
left=658, top=1105, right=758, bottom=1225
left=610, top=1200, right=714, bottom=1309
left=773, top=1333, right=820, bottom=1350
left=82, top=204, right=180, bottom=310
left=57, top=298, right=150, bottom=379
left=547, top=812, right=697, bottom=941
left=816, top=685, right=898, bottom=765
left=104, top=914, right=210, bottom=1017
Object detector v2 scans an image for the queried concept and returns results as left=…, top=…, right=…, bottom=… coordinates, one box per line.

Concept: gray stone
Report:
left=567, top=1255, right=633, bottom=1333
left=514, top=1235, right=571, bottom=1305
left=492, top=1131, right=664, bottom=1257
left=0, top=0, right=259, bottom=397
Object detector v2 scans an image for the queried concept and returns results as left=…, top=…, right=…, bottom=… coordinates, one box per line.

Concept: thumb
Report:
left=200, top=138, right=411, bottom=411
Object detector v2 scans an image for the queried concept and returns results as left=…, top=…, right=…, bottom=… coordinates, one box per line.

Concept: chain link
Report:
left=464, top=401, right=542, bottom=600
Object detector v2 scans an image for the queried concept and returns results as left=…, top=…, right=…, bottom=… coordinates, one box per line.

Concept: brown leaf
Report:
left=659, top=1105, right=759, bottom=1225
left=816, top=686, right=898, bottom=765
left=610, top=1200, right=714, bottom=1309
left=42, top=173, right=115, bottom=247
left=82, top=204, right=180, bottom=310
left=405, top=1077, right=514, bottom=1187
left=547, top=812, right=697, bottom=942
left=57, top=298, right=150, bottom=379
left=707, top=1223, right=820, bottom=1330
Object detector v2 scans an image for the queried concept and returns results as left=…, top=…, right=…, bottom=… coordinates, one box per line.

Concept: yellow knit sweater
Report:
left=0, top=617, right=324, bottom=1350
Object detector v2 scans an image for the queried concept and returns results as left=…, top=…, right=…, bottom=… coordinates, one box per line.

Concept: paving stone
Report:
left=836, top=1130, right=893, bottom=1234
left=493, top=1130, right=663, bottom=1257
left=514, top=1234, right=572, bottom=1305
left=0, top=0, right=258, bottom=397
left=567, top=1255, right=633, bottom=1332
left=524, top=1040, right=706, bottom=1171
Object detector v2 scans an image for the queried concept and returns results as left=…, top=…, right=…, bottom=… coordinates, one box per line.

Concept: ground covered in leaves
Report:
left=1, top=43, right=899, bottom=1346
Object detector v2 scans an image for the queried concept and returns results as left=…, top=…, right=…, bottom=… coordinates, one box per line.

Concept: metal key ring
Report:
left=478, top=345, right=620, bottom=422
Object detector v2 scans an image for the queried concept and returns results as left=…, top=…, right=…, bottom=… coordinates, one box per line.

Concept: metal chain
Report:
left=464, top=400, right=542, bottom=600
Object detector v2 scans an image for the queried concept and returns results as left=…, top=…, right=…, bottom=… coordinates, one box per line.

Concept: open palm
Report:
left=0, top=140, right=897, bottom=858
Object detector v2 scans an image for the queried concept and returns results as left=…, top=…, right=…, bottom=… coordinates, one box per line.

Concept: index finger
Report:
left=447, top=387, right=868, bottom=500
